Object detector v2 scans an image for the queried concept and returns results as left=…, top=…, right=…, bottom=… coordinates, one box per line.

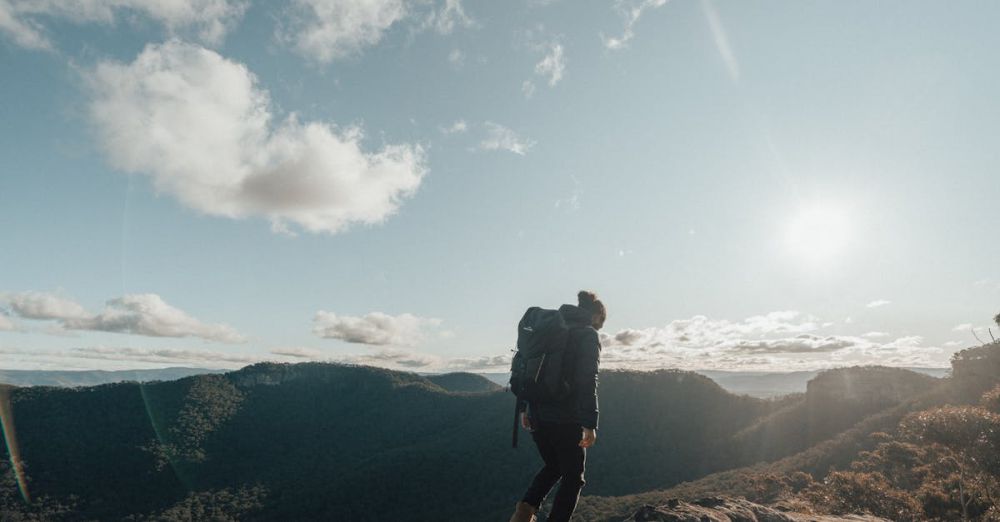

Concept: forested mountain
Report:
left=0, top=364, right=775, bottom=521
left=2, top=344, right=995, bottom=521
left=575, top=341, right=1000, bottom=522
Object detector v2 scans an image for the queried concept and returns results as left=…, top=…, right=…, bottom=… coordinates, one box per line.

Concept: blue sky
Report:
left=1, top=0, right=998, bottom=372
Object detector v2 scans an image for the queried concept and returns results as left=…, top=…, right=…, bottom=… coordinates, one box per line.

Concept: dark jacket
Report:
left=529, top=304, right=602, bottom=429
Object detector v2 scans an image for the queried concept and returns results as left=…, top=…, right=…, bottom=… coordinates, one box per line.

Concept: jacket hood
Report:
left=558, top=304, right=593, bottom=327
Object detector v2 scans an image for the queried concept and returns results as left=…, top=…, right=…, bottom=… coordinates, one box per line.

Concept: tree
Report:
left=900, top=405, right=1000, bottom=520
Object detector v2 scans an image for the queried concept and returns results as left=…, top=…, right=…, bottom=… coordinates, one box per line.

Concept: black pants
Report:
left=521, top=421, right=586, bottom=522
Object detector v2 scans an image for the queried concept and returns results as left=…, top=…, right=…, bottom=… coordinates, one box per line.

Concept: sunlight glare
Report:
left=785, top=202, right=852, bottom=268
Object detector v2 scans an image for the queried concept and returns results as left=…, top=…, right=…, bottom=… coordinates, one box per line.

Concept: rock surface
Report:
left=625, top=497, right=889, bottom=522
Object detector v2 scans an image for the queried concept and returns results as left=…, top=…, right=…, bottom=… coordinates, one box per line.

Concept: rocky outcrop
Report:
left=626, top=497, right=888, bottom=522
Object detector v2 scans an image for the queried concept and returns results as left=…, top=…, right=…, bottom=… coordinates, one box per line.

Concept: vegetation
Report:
left=577, top=338, right=1000, bottom=521
left=2, top=333, right=998, bottom=521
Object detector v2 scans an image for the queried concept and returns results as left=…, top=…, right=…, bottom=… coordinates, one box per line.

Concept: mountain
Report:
left=695, top=367, right=949, bottom=398
left=0, top=364, right=776, bottom=521
left=0, top=367, right=223, bottom=387
left=575, top=342, right=1000, bottom=521
left=426, top=372, right=502, bottom=393
left=1, top=347, right=994, bottom=521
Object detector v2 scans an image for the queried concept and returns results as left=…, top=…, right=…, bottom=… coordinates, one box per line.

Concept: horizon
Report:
left=2, top=1, right=999, bottom=373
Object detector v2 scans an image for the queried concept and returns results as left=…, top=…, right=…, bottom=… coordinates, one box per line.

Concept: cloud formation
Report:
left=421, top=0, right=473, bottom=35
left=6, top=291, right=88, bottom=320
left=2, top=291, right=244, bottom=343
left=281, top=0, right=407, bottom=63
left=65, top=294, right=245, bottom=343
left=602, top=0, right=667, bottom=50
left=70, top=346, right=256, bottom=365
left=0, top=0, right=246, bottom=49
left=281, top=0, right=472, bottom=63
left=440, top=120, right=468, bottom=134
left=866, top=300, right=891, bottom=308
left=598, top=311, right=951, bottom=371
left=479, top=122, right=535, bottom=155
left=270, top=347, right=323, bottom=359
left=534, top=42, right=565, bottom=87
left=0, top=312, right=14, bottom=331
left=313, top=311, right=441, bottom=346
left=87, top=41, right=426, bottom=235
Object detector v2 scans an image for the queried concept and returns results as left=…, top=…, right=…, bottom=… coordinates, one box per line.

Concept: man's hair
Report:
left=578, top=290, right=607, bottom=324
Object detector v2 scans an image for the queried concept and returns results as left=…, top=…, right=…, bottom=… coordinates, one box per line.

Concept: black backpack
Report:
left=508, top=307, right=574, bottom=447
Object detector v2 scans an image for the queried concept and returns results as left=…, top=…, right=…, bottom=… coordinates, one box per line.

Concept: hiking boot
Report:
left=508, top=501, right=538, bottom=522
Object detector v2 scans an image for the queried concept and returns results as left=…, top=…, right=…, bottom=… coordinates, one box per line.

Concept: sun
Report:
left=784, top=202, right=852, bottom=267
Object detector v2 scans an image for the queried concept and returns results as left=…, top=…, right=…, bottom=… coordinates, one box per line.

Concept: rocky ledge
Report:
left=626, top=496, right=889, bottom=522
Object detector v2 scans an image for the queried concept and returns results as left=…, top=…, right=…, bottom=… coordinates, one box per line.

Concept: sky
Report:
left=1, top=0, right=998, bottom=373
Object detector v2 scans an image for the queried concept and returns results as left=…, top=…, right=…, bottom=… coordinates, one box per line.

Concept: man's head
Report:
left=578, top=290, right=607, bottom=330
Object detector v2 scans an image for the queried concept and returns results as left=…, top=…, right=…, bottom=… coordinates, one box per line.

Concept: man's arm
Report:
left=574, top=329, right=601, bottom=430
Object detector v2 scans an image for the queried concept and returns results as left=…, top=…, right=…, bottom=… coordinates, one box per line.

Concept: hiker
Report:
left=509, top=291, right=606, bottom=522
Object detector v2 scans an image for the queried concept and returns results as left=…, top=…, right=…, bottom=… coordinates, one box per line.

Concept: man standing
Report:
left=510, top=291, right=606, bottom=522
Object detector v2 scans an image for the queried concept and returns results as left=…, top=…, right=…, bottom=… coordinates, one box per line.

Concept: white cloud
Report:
left=602, top=0, right=667, bottom=50
left=597, top=311, right=951, bottom=371
left=521, top=80, right=536, bottom=99
left=0, top=0, right=246, bottom=49
left=953, top=323, right=974, bottom=332
left=87, top=41, right=427, bottom=235
left=2, top=291, right=244, bottom=343
left=0, top=312, right=15, bottom=331
left=270, top=347, right=323, bottom=359
left=447, top=48, right=465, bottom=67
left=440, top=119, right=468, bottom=134
left=534, top=42, right=565, bottom=86
left=70, top=346, right=256, bottom=365
left=862, top=331, right=890, bottom=339
left=866, top=299, right=891, bottom=308
left=5, top=291, right=88, bottom=320
left=313, top=311, right=441, bottom=346
left=0, top=0, right=51, bottom=50
left=443, top=353, right=511, bottom=371
left=281, top=0, right=472, bottom=64
left=422, top=0, right=473, bottom=34
left=726, top=335, right=855, bottom=354
left=65, top=294, right=246, bottom=343
left=478, top=122, right=535, bottom=155
left=281, top=0, right=407, bottom=63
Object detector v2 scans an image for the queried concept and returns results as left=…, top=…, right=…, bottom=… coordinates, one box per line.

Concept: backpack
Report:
left=508, top=307, right=574, bottom=448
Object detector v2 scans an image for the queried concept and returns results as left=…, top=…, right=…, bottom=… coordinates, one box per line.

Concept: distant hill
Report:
left=0, top=367, right=223, bottom=387
left=425, top=372, right=502, bottom=393
left=483, top=368, right=949, bottom=399
left=696, top=367, right=948, bottom=398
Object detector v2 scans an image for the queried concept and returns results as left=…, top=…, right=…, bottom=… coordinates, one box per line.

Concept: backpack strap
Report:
left=512, top=399, right=526, bottom=448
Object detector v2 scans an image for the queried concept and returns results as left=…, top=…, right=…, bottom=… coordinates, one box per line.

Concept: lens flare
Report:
left=0, top=386, right=30, bottom=503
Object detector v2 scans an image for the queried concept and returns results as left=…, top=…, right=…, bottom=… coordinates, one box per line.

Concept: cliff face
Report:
left=625, top=497, right=889, bottom=522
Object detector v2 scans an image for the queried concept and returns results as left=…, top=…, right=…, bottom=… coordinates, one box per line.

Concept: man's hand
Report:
left=579, top=427, right=596, bottom=448
left=520, top=412, right=534, bottom=432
